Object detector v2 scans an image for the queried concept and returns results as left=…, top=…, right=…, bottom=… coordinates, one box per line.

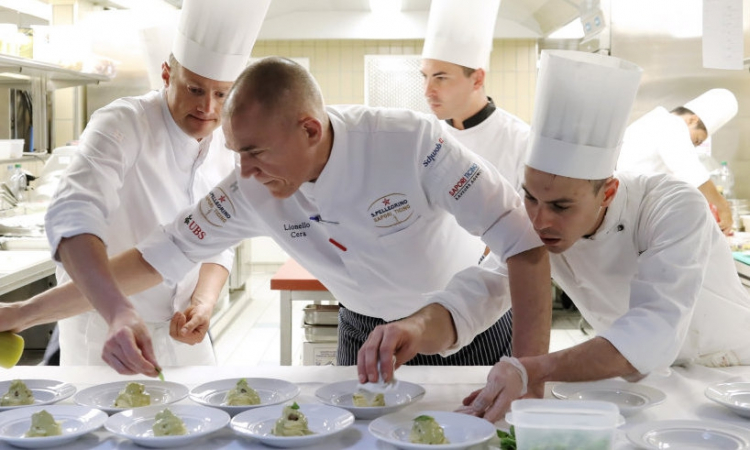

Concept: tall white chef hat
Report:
left=526, top=50, right=642, bottom=180
left=172, top=0, right=271, bottom=82
left=683, top=88, right=738, bottom=136
left=421, top=0, right=501, bottom=70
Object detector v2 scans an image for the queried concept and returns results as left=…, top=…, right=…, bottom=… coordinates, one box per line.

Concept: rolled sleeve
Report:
left=45, top=200, right=110, bottom=261
left=137, top=228, right=198, bottom=287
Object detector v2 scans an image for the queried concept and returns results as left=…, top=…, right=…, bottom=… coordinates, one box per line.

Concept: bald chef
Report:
left=618, top=89, right=738, bottom=234
left=460, top=50, right=750, bottom=423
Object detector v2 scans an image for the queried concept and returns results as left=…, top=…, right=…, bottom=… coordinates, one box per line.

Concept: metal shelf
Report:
left=0, top=53, right=112, bottom=153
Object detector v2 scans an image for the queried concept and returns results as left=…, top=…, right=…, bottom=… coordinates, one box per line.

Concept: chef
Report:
left=418, top=0, right=524, bottom=365
left=617, top=88, right=738, bottom=234
left=41, top=0, right=270, bottom=367
left=421, top=0, right=528, bottom=192
left=461, top=50, right=750, bottom=423
left=9, top=56, right=551, bottom=379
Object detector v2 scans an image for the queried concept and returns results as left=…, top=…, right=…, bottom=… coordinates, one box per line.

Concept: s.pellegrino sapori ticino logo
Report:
left=423, top=137, right=444, bottom=167
left=368, top=193, right=413, bottom=228
left=199, top=187, right=236, bottom=228
left=449, top=163, right=482, bottom=200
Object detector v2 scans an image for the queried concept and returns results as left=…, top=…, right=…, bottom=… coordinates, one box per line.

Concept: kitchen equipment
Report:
left=0, top=331, right=24, bottom=368
left=505, top=399, right=622, bottom=450
left=302, top=304, right=339, bottom=326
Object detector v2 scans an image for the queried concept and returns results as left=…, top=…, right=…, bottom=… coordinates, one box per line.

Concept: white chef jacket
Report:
left=618, top=107, right=711, bottom=188
left=550, top=172, right=750, bottom=374
left=443, top=107, right=529, bottom=192
left=139, top=105, right=542, bottom=355
left=44, top=89, right=236, bottom=366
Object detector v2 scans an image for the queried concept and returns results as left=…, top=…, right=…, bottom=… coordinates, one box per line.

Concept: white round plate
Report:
left=315, top=380, right=425, bottom=420
left=105, top=404, right=229, bottom=448
left=0, top=405, right=107, bottom=449
left=74, top=380, right=189, bottom=414
left=627, top=420, right=750, bottom=450
left=0, top=380, right=76, bottom=411
left=189, top=378, right=300, bottom=415
left=368, top=410, right=495, bottom=450
left=551, top=379, right=666, bottom=416
left=705, top=382, right=750, bottom=418
left=230, top=403, right=354, bottom=448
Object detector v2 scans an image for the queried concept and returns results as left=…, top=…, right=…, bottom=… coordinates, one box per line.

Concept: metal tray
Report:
left=303, top=304, right=340, bottom=326
left=303, top=324, right=339, bottom=342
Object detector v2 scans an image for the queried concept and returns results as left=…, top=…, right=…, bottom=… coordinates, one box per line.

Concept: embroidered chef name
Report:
left=423, top=137, right=444, bottom=167
left=449, top=163, right=482, bottom=200
left=284, top=221, right=310, bottom=238
left=199, top=188, right=236, bottom=228
left=368, top=193, right=413, bottom=228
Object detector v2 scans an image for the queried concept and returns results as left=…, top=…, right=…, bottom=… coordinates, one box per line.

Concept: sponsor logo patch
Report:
left=199, top=187, right=236, bottom=227
left=422, top=137, right=444, bottom=167
left=183, top=214, right=206, bottom=240
left=368, top=193, right=413, bottom=228
left=449, top=163, right=482, bottom=200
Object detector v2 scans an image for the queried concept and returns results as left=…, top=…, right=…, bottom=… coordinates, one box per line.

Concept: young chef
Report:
left=4, top=56, right=551, bottom=379
left=617, top=88, right=738, bottom=234
left=40, top=0, right=270, bottom=367
left=421, top=0, right=529, bottom=192
left=460, top=50, right=750, bottom=423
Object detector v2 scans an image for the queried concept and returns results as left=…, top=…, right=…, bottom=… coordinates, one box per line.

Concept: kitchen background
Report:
left=0, top=0, right=748, bottom=363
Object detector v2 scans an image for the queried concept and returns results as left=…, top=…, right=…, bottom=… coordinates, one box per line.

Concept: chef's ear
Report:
left=601, top=177, right=619, bottom=207
left=300, top=116, right=323, bottom=146
left=161, top=61, right=171, bottom=88
left=471, top=68, right=486, bottom=91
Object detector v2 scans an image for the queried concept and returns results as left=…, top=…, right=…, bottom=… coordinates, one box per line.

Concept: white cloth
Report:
left=443, top=107, right=529, bottom=191
left=44, top=89, right=236, bottom=366
left=618, top=106, right=711, bottom=188
left=139, top=105, right=542, bottom=355
left=550, top=172, right=750, bottom=374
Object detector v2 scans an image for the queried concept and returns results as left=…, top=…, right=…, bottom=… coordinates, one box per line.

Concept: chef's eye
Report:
left=551, top=203, right=569, bottom=212
left=188, top=86, right=204, bottom=95
left=523, top=193, right=536, bottom=203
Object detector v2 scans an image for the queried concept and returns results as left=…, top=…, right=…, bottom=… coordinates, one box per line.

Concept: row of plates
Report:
left=0, top=403, right=497, bottom=450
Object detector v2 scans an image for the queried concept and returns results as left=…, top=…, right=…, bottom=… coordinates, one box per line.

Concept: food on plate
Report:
left=1, top=379, right=34, bottom=406
left=114, top=382, right=151, bottom=408
left=25, top=410, right=62, bottom=437
left=352, top=390, right=385, bottom=407
left=271, top=402, right=315, bottom=436
left=497, top=426, right=516, bottom=450
left=225, top=378, right=261, bottom=406
left=0, top=331, right=24, bottom=369
left=409, top=414, right=449, bottom=445
left=152, top=408, right=188, bottom=436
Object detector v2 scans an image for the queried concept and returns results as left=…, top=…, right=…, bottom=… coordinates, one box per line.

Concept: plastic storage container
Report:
left=506, top=399, right=621, bottom=450
left=302, top=304, right=340, bottom=325
left=0, top=140, right=24, bottom=159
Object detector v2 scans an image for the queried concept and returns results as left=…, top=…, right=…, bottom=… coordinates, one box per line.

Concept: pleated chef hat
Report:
left=421, top=0, right=501, bottom=69
left=526, top=50, right=642, bottom=180
left=172, top=0, right=271, bottom=82
left=683, top=88, right=738, bottom=136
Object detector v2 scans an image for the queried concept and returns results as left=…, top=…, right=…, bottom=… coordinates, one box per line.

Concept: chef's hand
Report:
left=170, top=303, right=212, bottom=345
left=456, top=358, right=527, bottom=423
left=101, top=308, right=161, bottom=377
left=357, top=321, right=422, bottom=384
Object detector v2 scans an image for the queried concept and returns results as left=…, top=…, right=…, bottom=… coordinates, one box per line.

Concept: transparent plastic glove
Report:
left=357, top=355, right=399, bottom=400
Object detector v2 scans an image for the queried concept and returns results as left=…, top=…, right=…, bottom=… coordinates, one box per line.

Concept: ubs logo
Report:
left=199, top=187, right=236, bottom=227
left=368, top=193, right=413, bottom=228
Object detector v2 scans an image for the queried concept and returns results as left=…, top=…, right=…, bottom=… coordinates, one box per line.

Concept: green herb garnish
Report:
left=157, top=370, right=165, bottom=382
left=497, top=426, right=516, bottom=450
left=291, top=402, right=300, bottom=410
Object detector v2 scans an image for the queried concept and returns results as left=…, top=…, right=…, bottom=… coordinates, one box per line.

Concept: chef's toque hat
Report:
left=683, top=88, right=738, bottom=136
left=172, top=0, right=271, bottom=82
left=421, top=0, right=501, bottom=70
left=526, top=50, right=642, bottom=180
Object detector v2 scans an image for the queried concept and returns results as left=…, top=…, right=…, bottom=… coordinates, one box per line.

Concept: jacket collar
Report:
left=446, top=96, right=496, bottom=130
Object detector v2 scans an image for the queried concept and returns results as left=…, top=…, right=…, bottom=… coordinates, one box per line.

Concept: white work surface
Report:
left=1, top=364, right=750, bottom=449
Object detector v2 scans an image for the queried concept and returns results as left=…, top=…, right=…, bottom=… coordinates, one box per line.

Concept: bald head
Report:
left=223, top=56, right=327, bottom=126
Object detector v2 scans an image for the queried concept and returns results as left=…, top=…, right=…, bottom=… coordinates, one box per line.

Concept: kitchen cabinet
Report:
left=0, top=53, right=110, bottom=154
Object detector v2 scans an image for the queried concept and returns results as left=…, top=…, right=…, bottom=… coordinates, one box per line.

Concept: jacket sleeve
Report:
left=599, top=181, right=711, bottom=373
left=44, top=100, right=143, bottom=260
left=138, top=171, right=261, bottom=286
left=417, top=116, right=541, bottom=354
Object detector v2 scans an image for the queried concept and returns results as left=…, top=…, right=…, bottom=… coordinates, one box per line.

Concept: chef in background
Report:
left=40, top=0, right=269, bottom=367
left=461, top=50, right=750, bottom=423
left=421, top=0, right=529, bottom=192
left=617, top=89, right=738, bottom=234
left=418, top=0, right=524, bottom=370
left=4, top=56, right=551, bottom=379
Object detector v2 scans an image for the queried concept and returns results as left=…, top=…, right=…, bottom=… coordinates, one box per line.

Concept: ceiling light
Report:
left=369, top=0, right=402, bottom=15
